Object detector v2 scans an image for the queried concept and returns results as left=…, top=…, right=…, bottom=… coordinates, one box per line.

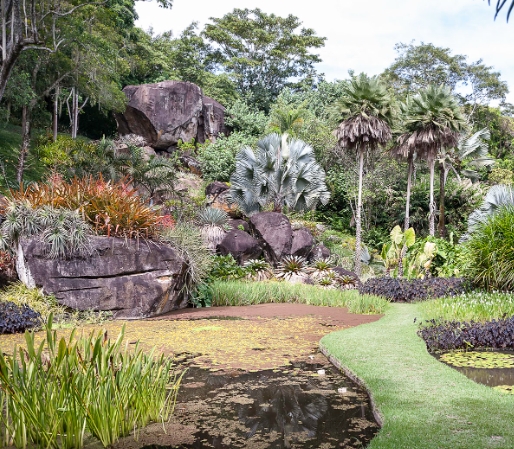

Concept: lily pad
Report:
left=440, top=351, right=514, bottom=369
left=493, top=385, right=514, bottom=394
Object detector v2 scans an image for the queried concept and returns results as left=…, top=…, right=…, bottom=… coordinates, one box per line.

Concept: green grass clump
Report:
left=0, top=317, right=182, bottom=448
left=419, top=291, right=514, bottom=323
left=320, top=303, right=514, bottom=448
left=0, top=283, right=65, bottom=323
left=209, top=280, right=388, bottom=314
left=463, top=206, right=514, bottom=291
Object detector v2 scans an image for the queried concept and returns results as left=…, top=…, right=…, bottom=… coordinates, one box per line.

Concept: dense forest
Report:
left=0, top=0, right=513, bottom=256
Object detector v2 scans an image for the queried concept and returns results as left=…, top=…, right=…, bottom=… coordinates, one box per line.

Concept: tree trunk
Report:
left=16, top=104, right=31, bottom=184
left=438, top=162, right=446, bottom=238
left=428, top=158, right=436, bottom=237
left=72, top=88, right=78, bottom=138
left=404, top=153, right=414, bottom=231
left=52, top=85, right=59, bottom=142
left=354, top=150, right=364, bottom=276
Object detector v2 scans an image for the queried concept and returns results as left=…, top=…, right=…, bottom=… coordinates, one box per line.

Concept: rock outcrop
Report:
left=17, top=237, right=189, bottom=319
left=217, top=230, right=262, bottom=264
left=115, top=81, right=227, bottom=150
left=249, top=212, right=292, bottom=265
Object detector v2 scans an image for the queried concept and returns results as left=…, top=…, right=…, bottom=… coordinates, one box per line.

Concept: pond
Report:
left=140, top=355, right=379, bottom=449
left=436, top=350, right=514, bottom=393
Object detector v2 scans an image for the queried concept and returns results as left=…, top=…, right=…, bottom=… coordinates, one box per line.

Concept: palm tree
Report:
left=391, top=98, right=417, bottom=231
left=489, top=0, right=514, bottom=21
left=400, top=85, right=466, bottom=236
left=335, top=73, right=396, bottom=275
left=437, top=128, right=493, bottom=236
left=229, top=133, right=330, bottom=215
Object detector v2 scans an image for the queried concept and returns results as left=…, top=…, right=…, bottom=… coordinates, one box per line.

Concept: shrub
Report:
left=360, top=277, right=467, bottom=302
left=0, top=283, right=64, bottom=323
left=275, top=255, right=309, bottom=281
left=419, top=316, right=514, bottom=352
left=159, top=223, right=213, bottom=296
left=0, top=318, right=182, bottom=447
left=8, top=175, right=162, bottom=239
left=197, top=132, right=256, bottom=182
left=462, top=206, right=514, bottom=291
left=0, top=301, right=41, bottom=333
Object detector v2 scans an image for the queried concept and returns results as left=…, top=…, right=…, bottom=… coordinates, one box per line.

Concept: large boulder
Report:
left=217, top=230, right=262, bottom=264
left=249, top=212, right=292, bottom=265
left=115, top=81, right=227, bottom=150
left=17, top=237, right=189, bottom=319
left=291, top=229, right=315, bottom=259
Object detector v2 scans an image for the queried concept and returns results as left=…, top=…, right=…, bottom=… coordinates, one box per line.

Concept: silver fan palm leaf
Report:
left=229, top=134, right=330, bottom=215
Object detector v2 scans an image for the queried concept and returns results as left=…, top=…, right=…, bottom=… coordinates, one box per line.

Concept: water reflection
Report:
left=143, top=359, right=379, bottom=448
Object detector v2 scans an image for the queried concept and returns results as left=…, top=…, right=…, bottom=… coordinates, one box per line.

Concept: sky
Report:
left=135, top=0, right=514, bottom=103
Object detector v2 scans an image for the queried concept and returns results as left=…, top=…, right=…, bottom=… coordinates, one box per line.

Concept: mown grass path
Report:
left=320, top=303, right=514, bottom=449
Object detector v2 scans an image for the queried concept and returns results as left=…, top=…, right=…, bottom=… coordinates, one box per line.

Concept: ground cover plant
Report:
left=320, top=303, right=514, bottom=449
left=209, top=280, right=389, bottom=314
left=0, top=302, right=40, bottom=334
left=0, top=317, right=182, bottom=448
left=360, top=276, right=467, bottom=302
left=418, top=316, right=514, bottom=352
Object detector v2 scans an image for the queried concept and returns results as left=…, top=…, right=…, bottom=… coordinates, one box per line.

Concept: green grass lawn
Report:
left=320, top=303, right=514, bottom=449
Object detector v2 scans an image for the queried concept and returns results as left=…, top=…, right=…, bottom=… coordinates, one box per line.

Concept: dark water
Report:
left=436, top=350, right=514, bottom=387
left=142, top=358, right=379, bottom=449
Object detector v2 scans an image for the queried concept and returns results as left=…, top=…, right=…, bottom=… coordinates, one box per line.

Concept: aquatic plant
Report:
left=0, top=316, right=182, bottom=448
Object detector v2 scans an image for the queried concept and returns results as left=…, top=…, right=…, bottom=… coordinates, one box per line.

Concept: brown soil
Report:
left=158, top=303, right=380, bottom=327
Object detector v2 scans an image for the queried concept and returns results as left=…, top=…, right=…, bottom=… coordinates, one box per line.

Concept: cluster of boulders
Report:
left=217, top=211, right=329, bottom=267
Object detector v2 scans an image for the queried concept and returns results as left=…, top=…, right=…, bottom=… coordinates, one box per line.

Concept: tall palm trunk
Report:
left=438, top=161, right=446, bottom=237
left=355, top=149, right=364, bottom=276
left=404, top=153, right=414, bottom=231
left=428, top=157, right=436, bottom=236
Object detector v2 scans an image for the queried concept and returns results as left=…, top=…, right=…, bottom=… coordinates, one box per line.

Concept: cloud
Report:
left=135, top=0, right=514, bottom=102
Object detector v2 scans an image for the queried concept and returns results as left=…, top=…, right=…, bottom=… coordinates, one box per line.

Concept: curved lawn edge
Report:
left=320, top=303, right=514, bottom=449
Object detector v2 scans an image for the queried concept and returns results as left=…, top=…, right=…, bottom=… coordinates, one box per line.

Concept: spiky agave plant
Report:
left=197, top=207, right=229, bottom=251
left=275, top=255, right=310, bottom=281
left=229, top=134, right=330, bottom=216
left=0, top=200, right=91, bottom=259
left=308, top=256, right=335, bottom=281
left=244, top=259, right=274, bottom=281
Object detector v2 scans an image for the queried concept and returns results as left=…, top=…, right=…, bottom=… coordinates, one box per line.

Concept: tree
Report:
left=335, top=73, right=396, bottom=275
left=382, top=42, right=508, bottom=123
left=0, top=0, right=172, bottom=103
left=391, top=99, right=418, bottom=231
left=229, top=133, right=330, bottom=215
left=437, top=128, right=493, bottom=236
left=203, top=8, right=325, bottom=111
left=489, top=0, right=514, bottom=21
left=399, top=85, right=466, bottom=236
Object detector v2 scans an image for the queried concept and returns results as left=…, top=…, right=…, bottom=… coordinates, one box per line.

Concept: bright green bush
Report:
left=197, top=132, right=256, bottom=181
left=463, top=206, right=514, bottom=290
